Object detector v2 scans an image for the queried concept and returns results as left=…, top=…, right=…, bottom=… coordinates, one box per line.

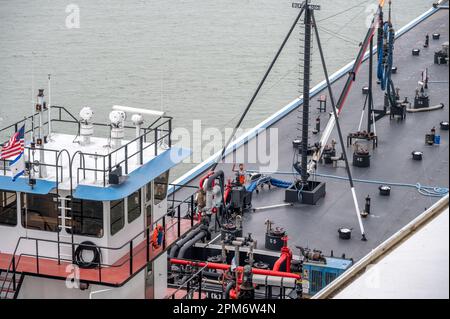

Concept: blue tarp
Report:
left=0, top=175, right=56, bottom=195
left=73, top=147, right=191, bottom=201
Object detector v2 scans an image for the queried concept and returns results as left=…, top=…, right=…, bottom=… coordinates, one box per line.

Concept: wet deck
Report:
left=176, top=8, right=449, bottom=261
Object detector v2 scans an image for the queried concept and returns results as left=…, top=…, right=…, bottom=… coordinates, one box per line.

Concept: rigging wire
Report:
left=217, top=1, right=372, bottom=139
left=210, top=5, right=306, bottom=171
left=317, top=2, right=374, bottom=47
left=316, top=0, right=375, bottom=22
left=317, top=26, right=360, bottom=46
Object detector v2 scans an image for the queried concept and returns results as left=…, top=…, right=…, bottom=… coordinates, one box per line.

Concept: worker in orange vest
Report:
left=232, top=163, right=246, bottom=186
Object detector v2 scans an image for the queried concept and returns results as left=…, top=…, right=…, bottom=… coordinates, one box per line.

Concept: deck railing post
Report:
left=57, top=231, right=61, bottom=265
left=168, top=119, right=172, bottom=148
left=129, top=241, right=134, bottom=276
left=162, top=216, right=166, bottom=250
left=125, top=145, right=128, bottom=174
left=71, top=239, right=75, bottom=265
left=140, top=136, right=144, bottom=165
left=35, top=239, right=40, bottom=273
left=146, top=227, right=150, bottom=262
left=187, top=281, right=191, bottom=299
left=154, top=128, right=158, bottom=156
left=177, top=205, right=181, bottom=237
left=12, top=256, right=16, bottom=291
left=198, top=271, right=202, bottom=299
left=190, top=195, right=195, bottom=227
left=103, top=157, right=106, bottom=186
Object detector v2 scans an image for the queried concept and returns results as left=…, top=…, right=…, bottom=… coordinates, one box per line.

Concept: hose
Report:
left=177, top=231, right=207, bottom=259
left=312, top=173, right=449, bottom=197
left=406, top=103, right=445, bottom=113
left=74, top=241, right=101, bottom=269
left=378, top=21, right=395, bottom=97
left=247, top=170, right=449, bottom=198
left=377, top=11, right=384, bottom=80
left=169, top=227, right=204, bottom=258
left=270, top=178, right=292, bottom=189
left=202, top=271, right=222, bottom=279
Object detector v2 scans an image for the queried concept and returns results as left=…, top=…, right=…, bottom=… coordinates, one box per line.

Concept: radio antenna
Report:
left=31, top=51, right=36, bottom=142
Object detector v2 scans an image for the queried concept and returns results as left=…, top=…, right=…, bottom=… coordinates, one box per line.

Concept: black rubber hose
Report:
left=177, top=231, right=207, bottom=259
left=205, top=170, right=224, bottom=191
left=169, top=228, right=203, bottom=258
left=74, top=241, right=101, bottom=269
left=202, top=271, right=222, bottom=279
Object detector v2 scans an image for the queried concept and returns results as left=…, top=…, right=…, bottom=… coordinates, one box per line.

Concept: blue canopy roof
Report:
left=0, top=176, right=56, bottom=195
left=73, top=147, right=191, bottom=201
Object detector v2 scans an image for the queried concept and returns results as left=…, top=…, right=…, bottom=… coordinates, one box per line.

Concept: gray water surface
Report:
left=0, top=0, right=434, bottom=178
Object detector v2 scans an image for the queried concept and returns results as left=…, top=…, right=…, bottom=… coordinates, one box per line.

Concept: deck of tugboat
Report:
left=0, top=218, right=197, bottom=287
left=173, top=7, right=449, bottom=262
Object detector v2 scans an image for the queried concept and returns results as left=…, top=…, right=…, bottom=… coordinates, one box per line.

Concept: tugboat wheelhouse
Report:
left=0, top=103, right=194, bottom=299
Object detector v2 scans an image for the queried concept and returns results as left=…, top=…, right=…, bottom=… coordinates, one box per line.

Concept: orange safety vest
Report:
left=238, top=172, right=246, bottom=185
left=151, top=226, right=164, bottom=248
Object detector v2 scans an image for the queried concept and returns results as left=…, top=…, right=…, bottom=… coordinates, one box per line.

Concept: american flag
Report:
left=0, top=125, right=25, bottom=159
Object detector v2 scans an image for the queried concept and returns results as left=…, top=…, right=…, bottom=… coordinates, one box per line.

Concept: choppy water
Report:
left=0, top=0, right=434, bottom=179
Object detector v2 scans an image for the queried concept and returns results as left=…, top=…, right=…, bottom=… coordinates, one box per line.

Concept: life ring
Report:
left=74, top=241, right=101, bottom=269
left=151, top=225, right=164, bottom=249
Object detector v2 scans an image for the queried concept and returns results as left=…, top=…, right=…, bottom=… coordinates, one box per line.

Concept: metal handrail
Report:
left=1, top=106, right=173, bottom=188
left=0, top=187, right=199, bottom=293
left=167, top=264, right=208, bottom=299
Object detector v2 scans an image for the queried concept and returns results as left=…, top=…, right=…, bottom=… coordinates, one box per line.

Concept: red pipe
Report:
left=229, top=288, right=237, bottom=299
left=224, top=180, right=232, bottom=203
left=272, top=236, right=293, bottom=273
left=338, top=31, right=376, bottom=113
left=170, top=259, right=300, bottom=280
left=272, top=253, right=287, bottom=272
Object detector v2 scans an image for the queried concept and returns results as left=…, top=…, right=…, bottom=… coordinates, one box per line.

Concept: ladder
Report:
left=0, top=269, right=25, bottom=299
left=57, top=196, right=75, bottom=264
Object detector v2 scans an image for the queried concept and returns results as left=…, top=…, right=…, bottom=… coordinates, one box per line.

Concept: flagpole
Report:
left=31, top=51, right=35, bottom=142
left=48, top=74, right=52, bottom=139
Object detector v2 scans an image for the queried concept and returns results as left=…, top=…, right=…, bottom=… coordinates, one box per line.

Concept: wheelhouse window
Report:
left=110, top=199, right=124, bottom=235
left=128, top=191, right=141, bottom=224
left=154, top=171, right=169, bottom=205
left=0, top=191, right=18, bottom=226
left=68, top=198, right=104, bottom=238
left=22, top=193, right=59, bottom=232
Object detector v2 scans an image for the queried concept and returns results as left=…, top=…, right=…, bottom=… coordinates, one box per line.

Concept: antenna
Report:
left=48, top=74, right=52, bottom=138
left=160, top=72, right=164, bottom=113
left=31, top=51, right=35, bottom=142
left=112, top=105, right=164, bottom=117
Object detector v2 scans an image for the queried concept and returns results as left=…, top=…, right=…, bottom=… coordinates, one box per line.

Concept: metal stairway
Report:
left=0, top=269, right=25, bottom=299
